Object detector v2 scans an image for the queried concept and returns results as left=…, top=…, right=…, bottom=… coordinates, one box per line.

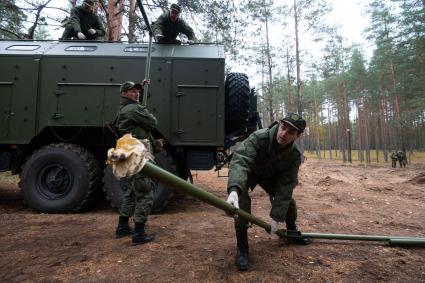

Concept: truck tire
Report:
left=225, top=73, right=250, bottom=135
left=103, top=150, right=179, bottom=213
left=20, top=143, right=101, bottom=213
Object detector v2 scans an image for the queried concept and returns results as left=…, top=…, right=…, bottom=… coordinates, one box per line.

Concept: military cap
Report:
left=170, top=3, right=181, bottom=13
left=83, top=0, right=97, bottom=7
left=280, top=113, right=306, bottom=133
left=120, top=81, right=143, bottom=93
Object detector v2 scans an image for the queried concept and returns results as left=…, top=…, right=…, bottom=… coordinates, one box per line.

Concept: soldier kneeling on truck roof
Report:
left=60, top=0, right=105, bottom=40
left=152, top=4, right=196, bottom=44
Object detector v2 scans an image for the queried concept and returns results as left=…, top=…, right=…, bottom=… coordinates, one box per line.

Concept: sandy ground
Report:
left=1, top=160, right=425, bottom=282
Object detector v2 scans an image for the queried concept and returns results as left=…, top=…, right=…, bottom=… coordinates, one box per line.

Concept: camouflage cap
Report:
left=170, top=3, right=181, bottom=13
left=83, top=0, right=97, bottom=7
left=280, top=113, right=306, bottom=133
left=120, top=81, right=143, bottom=93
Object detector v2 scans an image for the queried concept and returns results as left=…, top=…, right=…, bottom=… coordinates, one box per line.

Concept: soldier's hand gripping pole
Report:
left=107, top=135, right=425, bottom=247
left=136, top=0, right=153, bottom=107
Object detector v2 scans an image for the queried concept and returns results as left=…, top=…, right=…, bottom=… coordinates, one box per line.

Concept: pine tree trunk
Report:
left=107, top=0, right=124, bottom=41
left=293, top=0, right=302, bottom=115
left=286, top=48, right=293, bottom=112
left=265, top=16, right=274, bottom=122
left=128, top=0, right=137, bottom=43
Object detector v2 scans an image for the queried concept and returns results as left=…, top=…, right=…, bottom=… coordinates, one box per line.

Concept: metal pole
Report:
left=301, top=232, right=425, bottom=242
left=143, top=35, right=152, bottom=107
left=140, top=162, right=425, bottom=245
left=135, top=0, right=154, bottom=107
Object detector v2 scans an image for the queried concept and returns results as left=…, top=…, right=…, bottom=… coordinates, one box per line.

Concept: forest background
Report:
left=1, top=0, right=424, bottom=164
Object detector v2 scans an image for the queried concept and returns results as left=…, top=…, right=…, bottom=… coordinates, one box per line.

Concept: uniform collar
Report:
left=119, top=96, right=139, bottom=107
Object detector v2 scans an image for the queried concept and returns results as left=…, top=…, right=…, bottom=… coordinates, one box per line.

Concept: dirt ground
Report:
left=1, top=160, right=425, bottom=282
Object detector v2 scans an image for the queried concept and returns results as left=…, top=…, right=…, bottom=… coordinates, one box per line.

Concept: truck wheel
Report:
left=103, top=150, right=179, bottom=213
left=225, top=72, right=250, bottom=135
left=20, top=143, right=101, bottom=213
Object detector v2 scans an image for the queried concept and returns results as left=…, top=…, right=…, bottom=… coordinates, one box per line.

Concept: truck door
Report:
left=0, top=82, right=13, bottom=139
left=0, top=54, right=40, bottom=143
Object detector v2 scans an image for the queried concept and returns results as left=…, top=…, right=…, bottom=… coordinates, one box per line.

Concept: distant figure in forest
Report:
left=60, top=0, right=105, bottom=40
left=390, top=151, right=398, bottom=168
left=396, top=150, right=407, bottom=168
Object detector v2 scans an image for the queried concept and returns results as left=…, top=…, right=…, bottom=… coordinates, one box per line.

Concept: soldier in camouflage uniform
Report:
left=390, top=151, right=398, bottom=168
left=396, top=150, right=407, bottom=168
left=114, top=80, right=157, bottom=245
left=152, top=4, right=196, bottom=44
left=61, top=0, right=105, bottom=40
left=226, top=113, right=310, bottom=271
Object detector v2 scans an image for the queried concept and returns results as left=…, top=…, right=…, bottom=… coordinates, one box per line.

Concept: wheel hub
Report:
left=38, top=164, right=72, bottom=199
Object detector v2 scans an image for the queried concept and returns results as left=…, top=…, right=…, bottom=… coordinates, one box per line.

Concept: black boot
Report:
left=132, top=222, right=155, bottom=245
left=235, top=229, right=249, bottom=271
left=286, top=222, right=311, bottom=245
left=115, top=216, right=133, bottom=238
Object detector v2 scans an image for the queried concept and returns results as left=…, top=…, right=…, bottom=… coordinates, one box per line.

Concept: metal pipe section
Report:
left=301, top=233, right=425, bottom=242
left=143, top=35, right=153, bottom=107
left=389, top=239, right=425, bottom=246
left=142, top=162, right=276, bottom=235
left=141, top=162, right=425, bottom=246
left=136, top=0, right=154, bottom=36
left=135, top=0, right=153, bottom=107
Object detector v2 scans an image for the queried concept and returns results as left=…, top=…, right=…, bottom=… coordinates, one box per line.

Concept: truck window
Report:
left=124, top=46, right=153, bottom=53
left=6, top=45, right=40, bottom=51
left=64, top=46, right=97, bottom=52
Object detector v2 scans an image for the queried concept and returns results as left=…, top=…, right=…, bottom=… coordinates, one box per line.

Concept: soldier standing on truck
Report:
left=226, top=113, right=311, bottom=271
left=152, top=4, right=196, bottom=44
left=60, top=0, right=105, bottom=40
left=114, top=80, right=157, bottom=246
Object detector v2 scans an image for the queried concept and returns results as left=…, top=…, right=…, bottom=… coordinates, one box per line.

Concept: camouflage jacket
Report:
left=115, top=97, right=157, bottom=140
left=152, top=12, right=195, bottom=43
left=68, top=6, right=105, bottom=39
left=227, top=123, right=303, bottom=221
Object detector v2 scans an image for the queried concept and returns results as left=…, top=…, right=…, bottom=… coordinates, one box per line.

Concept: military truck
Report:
left=0, top=40, right=259, bottom=213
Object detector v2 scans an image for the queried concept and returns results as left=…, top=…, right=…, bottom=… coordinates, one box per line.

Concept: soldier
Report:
left=61, top=0, right=105, bottom=40
left=114, top=80, right=157, bottom=245
left=152, top=4, right=196, bottom=44
left=397, top=150, right=407, bottom=168
left=226, top=113, right=310, bottom=271
left=390, top=151, right=398, bottom=168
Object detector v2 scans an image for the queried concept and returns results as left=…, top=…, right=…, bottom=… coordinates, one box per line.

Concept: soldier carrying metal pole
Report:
left=135, top=0, right=153, bottom=107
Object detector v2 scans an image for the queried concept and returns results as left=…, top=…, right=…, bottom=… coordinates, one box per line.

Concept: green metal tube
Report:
left=142, top=162, right=274, bottom=234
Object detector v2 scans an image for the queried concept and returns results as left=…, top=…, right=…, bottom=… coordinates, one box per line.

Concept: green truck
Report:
left=0, top=40, right=260, bottom=213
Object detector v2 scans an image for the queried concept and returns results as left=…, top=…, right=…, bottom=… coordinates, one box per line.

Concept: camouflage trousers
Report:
left=235, top=187, right=297, bottom=233
left=120, top=171, right=154, bottom=223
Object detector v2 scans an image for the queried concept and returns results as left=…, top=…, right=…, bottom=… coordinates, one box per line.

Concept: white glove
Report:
left=270, top=219, right=281, bottom=234
left=88, top=28, right=96, bottom=35
left=187, top=39, right=194, bottom=45
left=77, top=32, right=86, bottom=39
left=226, top=191, right=239, bottom=209
left=155, top=34, right=164, bottom=41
